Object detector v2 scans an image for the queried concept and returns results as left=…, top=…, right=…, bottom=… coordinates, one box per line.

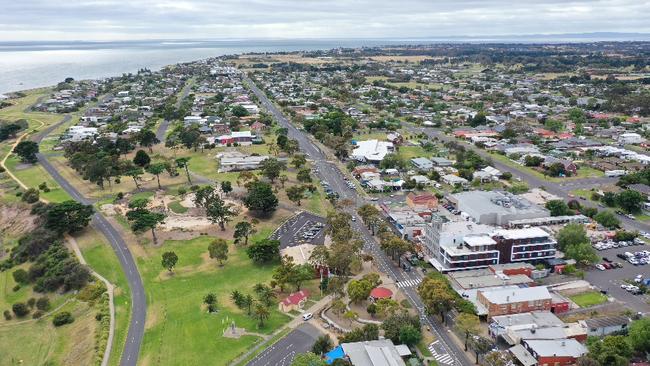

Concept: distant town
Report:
left=1, top=42, right=649, bottom=366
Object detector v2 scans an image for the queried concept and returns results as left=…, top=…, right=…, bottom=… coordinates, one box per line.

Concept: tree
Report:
left=21, top=188, right=40, bottom=203
left=12, top=269, right=29, bottom=284
left=601, top=191, right=618, bottom=207
left=399, top=324, right=422, bottom=346
left=278, top=174, right=288, bottom=188
left=291, top=352, right=326, bottom=366
left=347, top=278, right=374, bottom=304
left=357, top=204, right=381, bottom=235
left=628, top=317, right=650, bottom=354
left=12, top=302, right=29, bottom=317
left=297, top=168, right=312, bottom=183
left=13, top=141, right=39, bottom=163
left=379, top=153, right=406, bottom=170
left=146, top=162, right=166, bottom=190
left=133, top=149, right=151, bottom=167
left=545, top=200, right=572, bottom=216
left=291, top=154, right=307, bottom=169
left=381, top=312, right=421, bottom=343
left=343, top=310, right=358, bottom=326
left=290, top=264, right=315, bottom=291
left=36, top=297, right=51, bottom=311
left=126, top=198, right=166, bottom=244
left=220, top=181, right=233, bottom=195
left=455, top=313, right=480, bottom=351
left=524, top=155, right=544, bottom=167
left=286, top=185, right=306, bottom=206
left=161, top=251, right=178, bottom=273
left=175, top=157, right=192, bottom=184
left=43, top=200, right=94, bottom=235
left=260, top=158, right=286, bottom=183
left=254, top=283, right=276, bottom=307
left=243, top=181, right=278, bottom=215
left=194, top=185, right=237, bottom=230
left=208, top=239, right=229, bottom=266
left=254, top=303, right=270, bottom=327
left=469, top=336, right=493, bottom=364
left=617, top=190, right=644, bottom=213
left=555, top=223, right=597, bottom=264
left=483, top=351, right=514, bottom=366
left=565, top=241, right=598, bottom=264
left=233, top=221, right=255, bottom=245
left=588, top=335, right=633, bottom=366
left=374, top=298, right=400, bottom=318
left=594, top=210, right=620, bottom=229
left=125, top=166, right=144, bottom=190
left=204, top=293, right=218, bottom=313
left=231, top=105, right=249, bottom=117
left=246, top=238, right=280, bottom=263
left=136, top=129, right=160, bottom=153
left=418, top=277, right=456, bottom=324
left=311, top=335, right=332, bottom=356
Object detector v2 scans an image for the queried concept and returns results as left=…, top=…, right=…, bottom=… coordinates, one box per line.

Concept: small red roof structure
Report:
left=370, top=287, right=393, bottom=300
left=281, top=290, right=309, bottom=306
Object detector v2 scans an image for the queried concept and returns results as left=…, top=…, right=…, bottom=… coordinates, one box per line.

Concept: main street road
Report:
left=245, top=76, right=471, bottom=366
left=33, top=118, right=145, bottom=366
left=407, top=125, right=650, bottom=233
left=246, top=323, right=321, bottom=366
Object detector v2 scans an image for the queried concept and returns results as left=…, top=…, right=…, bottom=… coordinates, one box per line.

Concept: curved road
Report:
left=33, top=117, right=145, bottom=366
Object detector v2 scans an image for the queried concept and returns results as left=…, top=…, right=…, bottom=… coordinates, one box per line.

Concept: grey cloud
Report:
left=0, top=0, right=648, bottom=40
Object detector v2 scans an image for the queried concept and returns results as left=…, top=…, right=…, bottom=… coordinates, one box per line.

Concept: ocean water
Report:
left=0, top=39, right=403, bottom=95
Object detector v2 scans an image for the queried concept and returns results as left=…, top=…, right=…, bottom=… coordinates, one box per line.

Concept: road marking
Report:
left=396, top=278, right=422, bottom=288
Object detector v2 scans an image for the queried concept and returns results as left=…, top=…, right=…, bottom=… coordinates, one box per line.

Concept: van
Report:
left=624, top=252, right=634, bottom=258
left=302, top=313, right=313, bottom=321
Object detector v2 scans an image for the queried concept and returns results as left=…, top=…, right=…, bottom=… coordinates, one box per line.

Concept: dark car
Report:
left=603, top=257, right=612, bottom=263
left=617, top=253, right=628, bottom=260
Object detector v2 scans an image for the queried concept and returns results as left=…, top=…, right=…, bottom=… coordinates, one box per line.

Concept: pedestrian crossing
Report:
left=428, top=340, right=454, bottom=365
left=396, top=278, right=422, bottom=288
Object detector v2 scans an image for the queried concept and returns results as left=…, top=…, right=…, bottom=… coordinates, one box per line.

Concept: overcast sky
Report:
left=2, top=0, right=649, bottom=41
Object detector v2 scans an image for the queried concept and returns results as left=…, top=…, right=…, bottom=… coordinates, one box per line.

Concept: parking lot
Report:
left=269, top=211, right=327, bottom=249
left=585, top=241, right=650, bottom=313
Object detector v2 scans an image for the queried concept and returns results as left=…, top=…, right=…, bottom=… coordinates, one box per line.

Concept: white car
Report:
left=302, top=313, right=313, bottom=321
left=596, top=264, right=606, bottom=271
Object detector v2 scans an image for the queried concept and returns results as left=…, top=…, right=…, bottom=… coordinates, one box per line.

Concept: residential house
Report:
left=542, top=157, right=577, bottom=176
left=218, top=153, right=269, bottom=172
left=579, top=316, right=630, bottom=337
left=339, top=340, right=410, bottom=366
left=411, top=157, right=434, bottom=171
left=406, top=192, right=438, bottom=211
left=442, top=174, right=469, bottom=187
left=510, top=339, right=587, bottom=366
left=278, top=290, right=309, bottom=312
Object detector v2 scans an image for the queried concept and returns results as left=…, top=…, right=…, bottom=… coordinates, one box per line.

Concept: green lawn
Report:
left=397, top=145, right=428, bottom=160
left=137, top=235, right=291, bottom=366
left=168, top=200, right=188, bottom=214
left=75, top=229, right=132, bottom=366
left=4, top=155, right=70, bottom=202
left=569, top=291, right=608, bottom=308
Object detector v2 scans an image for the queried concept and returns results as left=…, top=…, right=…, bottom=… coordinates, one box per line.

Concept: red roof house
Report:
left=278, top=290, right=310, bottom=313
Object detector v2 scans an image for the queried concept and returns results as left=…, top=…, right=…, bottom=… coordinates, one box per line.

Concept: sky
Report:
left=1, top=0, right=650, bottom=41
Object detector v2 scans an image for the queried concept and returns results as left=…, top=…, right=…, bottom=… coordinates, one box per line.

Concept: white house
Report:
left=442, top=174, right=469, bottom=187
left=618, top=132, right=644, bottom=145
left=351, top=140, right=394, bottom=163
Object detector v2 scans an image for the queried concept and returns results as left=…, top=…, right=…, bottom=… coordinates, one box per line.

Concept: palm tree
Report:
left=254, top=303, right=270, bottom=327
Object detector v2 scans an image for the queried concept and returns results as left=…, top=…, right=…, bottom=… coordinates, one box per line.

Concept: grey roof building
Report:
left=341, top=339, right=408, bottom=366
left=411, top=157, right=434, bottom=171
left=448, top=191, right=549, bottom=226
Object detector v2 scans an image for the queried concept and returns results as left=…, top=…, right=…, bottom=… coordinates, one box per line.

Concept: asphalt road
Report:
left=156, top=119, right=171, bottom=141
left=245, top=76, right=472, bottom=366
left=33, top=117, right=145, bottom=366
left=246, top=323, right=321, bottom=366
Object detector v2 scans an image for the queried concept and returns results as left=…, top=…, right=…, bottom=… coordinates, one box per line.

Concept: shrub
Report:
left=178, top=188, right=187, bottom=196
left=115, top=192, right=124, bottom=201
left=12, top=269, right=29, bottom=284
left=12, top=302, right=30, bottom=317
left=38, top=182, right=48, bottom=190
left=114, top=178, right=121, bottom=184
left=42, top=187, right=50, bottom=193
left=36, top=297, right=51, bottom=311
left=52, top=311, right=74, bottom=326
left=32, top=310, right=44, bottom=319
left=21, top=188, right=40, bottom=203
left=27, top=298, right=36, bottom=309
left=12, top=285, right=20, bottom=292
left=3, top=310, right=12, bottom=320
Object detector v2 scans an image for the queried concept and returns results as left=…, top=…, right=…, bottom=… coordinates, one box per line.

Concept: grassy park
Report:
left=137, top=234, right=292, bottom=366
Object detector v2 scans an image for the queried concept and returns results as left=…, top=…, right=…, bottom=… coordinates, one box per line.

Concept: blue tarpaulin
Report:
left=325, top=345, right=345, bottom=364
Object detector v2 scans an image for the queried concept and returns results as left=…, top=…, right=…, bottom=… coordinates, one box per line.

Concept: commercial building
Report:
left=579, top=315, right=631, bottom=337
left=217, top=152, right=269, bottom=172
left=350, top=139, right=394, bottom=163
left=477, top=286, right=552, bottom=319
left=339, top=339, right=410, bottom=366
left=423, top=215, right=557, bottom=272
left=510, top=339, right=587, bottom=366
left=448, top=191, right=549, bottom=226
